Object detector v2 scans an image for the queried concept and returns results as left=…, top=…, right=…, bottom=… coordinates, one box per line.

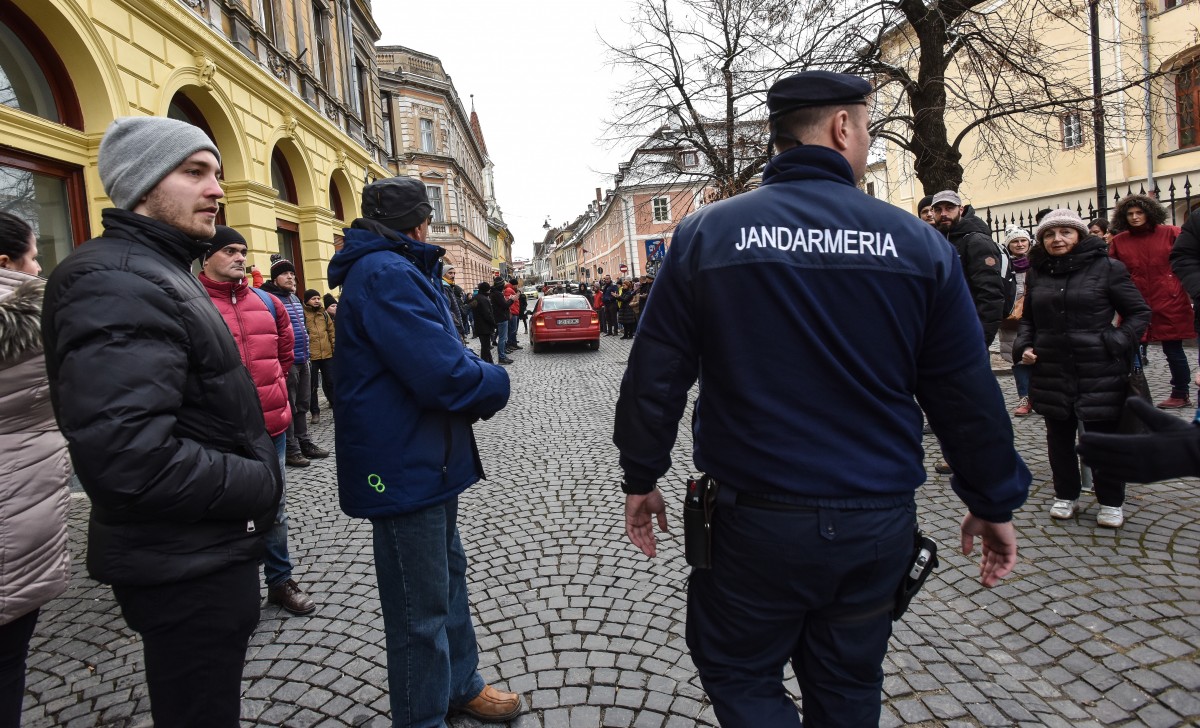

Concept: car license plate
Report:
left=558, top=318, right=579, bottom=325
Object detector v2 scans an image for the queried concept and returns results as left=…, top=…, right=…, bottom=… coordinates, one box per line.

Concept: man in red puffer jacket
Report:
left=200, top=225, right=316, bottom=617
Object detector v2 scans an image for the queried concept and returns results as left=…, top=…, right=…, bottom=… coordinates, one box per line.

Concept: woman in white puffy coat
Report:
left=0, top=212, right=70, bottom=725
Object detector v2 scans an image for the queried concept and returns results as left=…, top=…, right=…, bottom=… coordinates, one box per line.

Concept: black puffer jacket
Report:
left=1013, top=236, right=1150, bottom=422
left=946, top=207, right=1006, bottom=344
left=1169, top=208, right=1200, bottom=300
left=41, top=209, right=282, bottom=586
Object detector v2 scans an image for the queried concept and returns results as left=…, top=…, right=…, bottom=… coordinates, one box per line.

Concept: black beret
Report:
left=363, top=176, right=433, bottom=232
left=767, top=71, right=872, bottom=120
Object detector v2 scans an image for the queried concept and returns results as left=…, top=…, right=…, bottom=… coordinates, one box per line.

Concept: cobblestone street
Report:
left=22, top=334, right=1200, bottom=727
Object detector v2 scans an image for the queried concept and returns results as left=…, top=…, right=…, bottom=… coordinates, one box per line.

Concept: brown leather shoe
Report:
left=267, top=579, right=316, bottom=615
left=455, top=685, right=525, bottom=722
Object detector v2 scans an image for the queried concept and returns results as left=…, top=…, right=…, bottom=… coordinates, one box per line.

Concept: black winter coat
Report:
left=472, top=291, right=497, bottom=336
left=946, top=208, right=1006, bottom=345
left=1169, top=208, right=1200, bottom=301
left=1013, top=236, right=1150, bottom=422
left=41, top=209, right=282, bottom=586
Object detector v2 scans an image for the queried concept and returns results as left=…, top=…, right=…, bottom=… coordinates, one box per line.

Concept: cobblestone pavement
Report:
left=23, top=334, right=1200, bottom=727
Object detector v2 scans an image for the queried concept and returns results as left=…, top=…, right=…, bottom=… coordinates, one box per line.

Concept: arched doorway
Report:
left=0, top=0, right=89, bottom=276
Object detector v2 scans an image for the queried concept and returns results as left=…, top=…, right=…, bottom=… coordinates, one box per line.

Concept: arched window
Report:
left=271, top=148, right=297, bottom=204
left=167, top=94, right=217, bottom=143
left=1177, top=59, right=1200, bottom=149
left=0, top=1, right=82, bottom=128
left=329, top=181, right=344, bottom=220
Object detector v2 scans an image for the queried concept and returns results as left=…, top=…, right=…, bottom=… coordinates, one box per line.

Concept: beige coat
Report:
left=304, top=304, right=335, bottom=361
left=0, top=268, right=70, bottom=624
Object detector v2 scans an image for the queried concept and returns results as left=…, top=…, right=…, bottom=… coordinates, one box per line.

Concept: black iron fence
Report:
left=982, top=176, right=1196, bottom=242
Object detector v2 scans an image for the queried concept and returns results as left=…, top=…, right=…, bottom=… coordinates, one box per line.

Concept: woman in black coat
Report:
left=471, top=282, right=498, bottom=363
left=1013, top=209, right=1150, bottom=529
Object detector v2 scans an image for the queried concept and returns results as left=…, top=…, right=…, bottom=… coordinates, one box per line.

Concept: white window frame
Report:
left=1062, top=112, right=1083, bottom=150
left=652, top=196, right=671, bottom=223
left=426, top=184, right=444, bottom=222
left=420, top=118, right=435, bottom=153
left=681, top=151, right=699, bottom=168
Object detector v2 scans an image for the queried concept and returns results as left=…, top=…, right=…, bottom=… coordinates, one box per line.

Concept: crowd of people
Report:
left=2, top=76, right=1200, bottom=728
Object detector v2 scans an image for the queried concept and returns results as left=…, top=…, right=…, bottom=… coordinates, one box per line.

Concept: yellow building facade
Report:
left=2, top=0, right=391, bottom=292
left=876, top=1, right=1200, bottom=230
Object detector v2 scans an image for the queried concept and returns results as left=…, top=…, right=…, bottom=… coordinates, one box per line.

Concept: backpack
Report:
left=994, top=243, right=1018, bottom=317
left=249, top=286, right=277, bottom=318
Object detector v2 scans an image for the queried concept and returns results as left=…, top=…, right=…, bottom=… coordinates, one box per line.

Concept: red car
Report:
left=530, top=294, right=600, bottom=352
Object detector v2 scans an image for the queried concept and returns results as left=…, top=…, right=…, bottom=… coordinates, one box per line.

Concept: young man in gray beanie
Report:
left=41, top=117, right=281, bottom=727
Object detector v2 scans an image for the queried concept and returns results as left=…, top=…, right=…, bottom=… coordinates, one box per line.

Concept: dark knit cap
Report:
left=303, top=289, right=321, bottom=302
left=917, top=195, right=933, bottom=211
left=362, top=177, right=433, bottom=232
left=478, top=281, right=491, bottom=293
left=323, top=293, right=337, bottom=308
left=270, top=259, right=296, bottom=279
left=205, top=225, right=247, bottom=258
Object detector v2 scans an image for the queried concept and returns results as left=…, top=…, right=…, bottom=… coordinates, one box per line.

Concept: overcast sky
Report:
left=374, top=1, right=641, bottom=258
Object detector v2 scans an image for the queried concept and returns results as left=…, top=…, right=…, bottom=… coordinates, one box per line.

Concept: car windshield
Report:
left=542, top=296, right=591, bottom=312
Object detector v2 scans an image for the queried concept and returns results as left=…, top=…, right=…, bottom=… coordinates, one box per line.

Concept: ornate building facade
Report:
left=2, top=0, right=394, bottom=291
left=376, top=45, right=508, bottom=289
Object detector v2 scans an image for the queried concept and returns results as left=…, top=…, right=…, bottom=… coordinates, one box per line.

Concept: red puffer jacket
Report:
left=1110, top=225, right=1195, bottom=342
left=200, top=273, right=294, bottom=436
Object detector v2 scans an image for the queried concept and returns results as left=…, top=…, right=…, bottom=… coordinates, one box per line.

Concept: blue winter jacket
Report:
left=328, top=219, right=510, bottom=517
left=613, top=145, right=1030, bottom=523
left=260, top=282, right=309, bottom=365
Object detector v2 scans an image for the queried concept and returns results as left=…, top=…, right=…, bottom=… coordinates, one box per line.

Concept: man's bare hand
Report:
left=625, top=490, right=668, bottom=557
left=960, top=514, right=1017, bottom=587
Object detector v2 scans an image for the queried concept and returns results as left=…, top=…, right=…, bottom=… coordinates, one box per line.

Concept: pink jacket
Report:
left=200, top=273, right=294, bottom=436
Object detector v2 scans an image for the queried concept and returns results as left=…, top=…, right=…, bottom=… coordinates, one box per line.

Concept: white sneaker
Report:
left=1050, top=499, right=1077, bottom=520
left=1097, top=505, right=1125, bottom=528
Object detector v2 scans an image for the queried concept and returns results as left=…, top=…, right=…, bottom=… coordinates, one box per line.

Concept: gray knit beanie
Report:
left=1033, top=208, right=1089, bottom=243
left=1003, top=225, right=1031, bottom=247
left=98, top=117, right=221, bottom=210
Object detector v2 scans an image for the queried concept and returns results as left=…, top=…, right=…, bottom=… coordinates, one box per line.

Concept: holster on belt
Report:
left=683, top=475, right=718, bottom=569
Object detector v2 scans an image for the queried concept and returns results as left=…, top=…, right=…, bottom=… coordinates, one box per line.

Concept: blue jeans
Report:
left=1013, top=363, right=1032, bottom=398
left=508, top=314, right=518, bottom=346
left=496, top=319, right=509, bottom=358
left=373, top=499, right=485, bottom=727
left=264, top=433, right=293, bottom=587
left=1161, top=339, right=1192, bottom=397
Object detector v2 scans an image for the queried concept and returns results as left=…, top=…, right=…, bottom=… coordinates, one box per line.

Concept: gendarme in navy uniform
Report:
left=613, top=71, right=1031, bottom=727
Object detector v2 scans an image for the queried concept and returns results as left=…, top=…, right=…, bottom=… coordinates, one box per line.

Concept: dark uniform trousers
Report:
left=112, top=559, right=260, bottom=728
left=686, top=489, right=914, bottom=727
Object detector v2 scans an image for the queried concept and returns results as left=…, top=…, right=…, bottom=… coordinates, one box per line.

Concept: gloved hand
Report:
left=1077, top=397, right=1200, bottom=483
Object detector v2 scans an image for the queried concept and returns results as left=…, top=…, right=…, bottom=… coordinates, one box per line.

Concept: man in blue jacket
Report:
left=328, top=176, right=523, bottom=726
left=613, top=71, right=1031, bottom=727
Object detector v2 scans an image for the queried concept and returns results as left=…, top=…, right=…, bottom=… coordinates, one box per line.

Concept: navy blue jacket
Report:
left=328, top=219, right=510, bottom=518
left=613, top=146, right=1029, bottom=523
left=261, top=282, right=310, bottom=365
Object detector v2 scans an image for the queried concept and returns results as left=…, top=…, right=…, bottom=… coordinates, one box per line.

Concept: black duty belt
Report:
left=735, top=492, right=817, bottom=512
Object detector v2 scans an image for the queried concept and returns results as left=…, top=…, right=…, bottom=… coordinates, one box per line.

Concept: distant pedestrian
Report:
left=1109, top=194, right=1194, bottom=409
left=42, top=116, right=280, bottom=727
left=261, top=260, right=330, bottom=466
left=617, top=279, right=636, bottom=339
left=491, top=281, right=513, bottom=364
left=472, top=281, right=498, bottom=362
left=0, top=212, right=70, bottom=726
left=327, top=176, right=524, bottom=725
left=931, top=190, right=1006, bottom=346
left=601, top=275, right=617, bottom=335
left=201, top=225, right=316, bottom=617
left=441, top=266, right=468, bottom=342
left=997, top=226, right=1033, bottom=416
left=304, top=288, right=336, bottom=423
left=1088, top=217, right=1111, bottom=247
